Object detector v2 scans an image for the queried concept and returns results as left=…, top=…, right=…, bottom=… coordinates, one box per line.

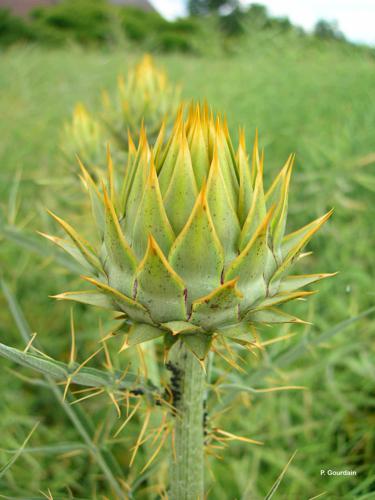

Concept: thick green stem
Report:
left=169, top=340, right=205, bottom=500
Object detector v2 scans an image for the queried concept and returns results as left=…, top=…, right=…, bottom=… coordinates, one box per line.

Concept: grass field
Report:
left=0, top=36, right=374, bottom=499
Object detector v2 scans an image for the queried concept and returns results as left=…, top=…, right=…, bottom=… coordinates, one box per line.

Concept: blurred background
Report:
left=0, top=1, right=374, bottom=499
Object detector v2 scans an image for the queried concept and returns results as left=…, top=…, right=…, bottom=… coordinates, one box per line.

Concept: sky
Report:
left=150, top=0, right=375, bottom=46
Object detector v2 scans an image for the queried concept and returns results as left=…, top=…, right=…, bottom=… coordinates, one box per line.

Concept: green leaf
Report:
left=7, top=168, right=22, bottom=226
left=135, top=235, right=187, bottom=323
left=216, top=308, right=375, bottom=432
left=267, top=307, right=375, bottom=371
left=1, top=279, right=31, bottom=342
left=264, top=451, right=298, bottom=500
left=0, top=225, right=81, bottom=273
left=3, top=442, right=88, bottom=456
left=0, top=422, right=39, bottom=479
left=0, top=341, right=155, bottom=394
left=0, top=278, right=125, bottom=496
left=120, top=323, right=164, bottom=351
left=168, top=186, right=224, bottom=305
left=190, top=279, right=243, bottom=330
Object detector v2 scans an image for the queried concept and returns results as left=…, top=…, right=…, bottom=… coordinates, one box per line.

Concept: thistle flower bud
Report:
left=102, top=54, right=181, bottom=145
left=49, top=103, right=334, bottom=360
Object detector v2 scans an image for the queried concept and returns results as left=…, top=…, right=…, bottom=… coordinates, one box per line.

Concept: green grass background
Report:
left=0, top=36, right=374, bottom=499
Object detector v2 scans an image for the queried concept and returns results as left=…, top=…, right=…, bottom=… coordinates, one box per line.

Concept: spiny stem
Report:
left=169, top=340, right=205, bottom=500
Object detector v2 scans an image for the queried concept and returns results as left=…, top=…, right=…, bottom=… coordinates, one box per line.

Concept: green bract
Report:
left=48, top=103, right=333, bottom=360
